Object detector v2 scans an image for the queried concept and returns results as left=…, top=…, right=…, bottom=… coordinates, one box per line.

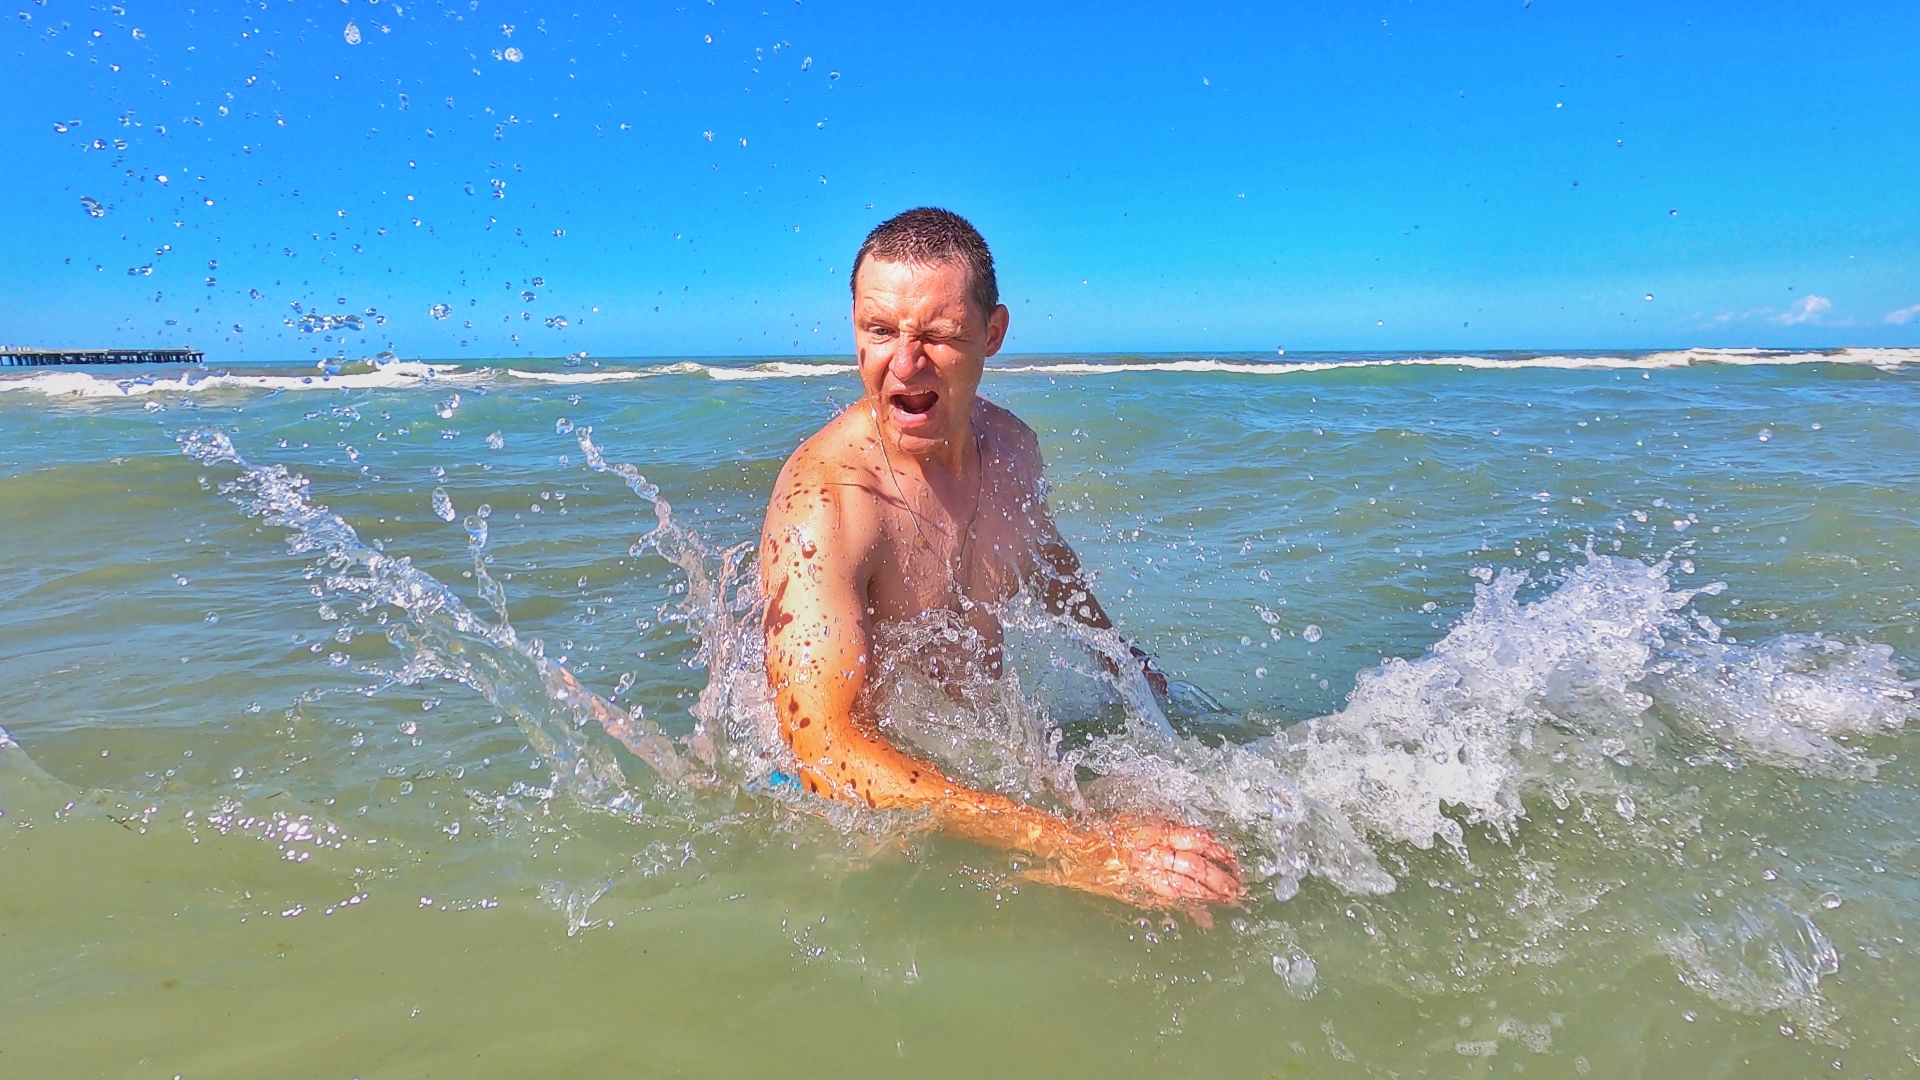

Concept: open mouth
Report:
left=891, top=390, right=938, bottom=416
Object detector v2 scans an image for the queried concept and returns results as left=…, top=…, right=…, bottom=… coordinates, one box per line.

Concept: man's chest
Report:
left=864, top=502, right=1034, bottom=619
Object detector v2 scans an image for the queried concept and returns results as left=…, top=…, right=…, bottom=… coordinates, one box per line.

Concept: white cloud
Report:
left=1774, top=295, right=1831, bottom=325
left=1884, top=303, right=1920, bottom=326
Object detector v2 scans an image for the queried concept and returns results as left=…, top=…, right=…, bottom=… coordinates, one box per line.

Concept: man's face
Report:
left=852, top=257, right=1009, bottom=459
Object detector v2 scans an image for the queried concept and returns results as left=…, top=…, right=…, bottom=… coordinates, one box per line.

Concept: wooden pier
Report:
left=0, top=348, right=204, bottom=367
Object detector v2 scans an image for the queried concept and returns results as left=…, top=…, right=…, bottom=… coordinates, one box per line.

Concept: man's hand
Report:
left=1026, top=815, right=1244, bottom=914
left=1129, top=644, right=1170, bottom=697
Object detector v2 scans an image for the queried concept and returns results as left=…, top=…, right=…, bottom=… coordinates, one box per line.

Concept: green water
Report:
left=2, top=351, right=1917, bottom=1077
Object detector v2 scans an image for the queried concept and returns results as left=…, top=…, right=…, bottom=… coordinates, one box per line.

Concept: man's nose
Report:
left=886, top=336, right=928, bottom=381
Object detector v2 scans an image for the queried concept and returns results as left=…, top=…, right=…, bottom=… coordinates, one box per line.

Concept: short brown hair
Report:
left=850, top=207, right=999, bottom=317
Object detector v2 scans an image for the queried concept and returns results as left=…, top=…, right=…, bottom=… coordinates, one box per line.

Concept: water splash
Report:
left=170, top=425, right=1913, bottom=1029
left=178, top=428, right=681, bottom=813
left=1661, top=897, right=1842, bottom=1028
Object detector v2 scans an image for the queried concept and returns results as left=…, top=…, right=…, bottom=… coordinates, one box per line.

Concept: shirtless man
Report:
left=758, top=208, right=1242, bottom=911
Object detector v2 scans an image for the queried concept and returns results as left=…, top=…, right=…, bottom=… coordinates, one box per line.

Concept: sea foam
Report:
left=2, top=347, right=1912, bottom=398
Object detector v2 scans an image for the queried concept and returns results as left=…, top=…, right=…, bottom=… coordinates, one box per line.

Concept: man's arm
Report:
left=1010, top=421, right=1170, bottom=694
left=760, top=464, right=1239, bottom=909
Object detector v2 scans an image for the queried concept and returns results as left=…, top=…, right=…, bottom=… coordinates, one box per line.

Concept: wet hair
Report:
left=850, top=207, right=999, bottom=317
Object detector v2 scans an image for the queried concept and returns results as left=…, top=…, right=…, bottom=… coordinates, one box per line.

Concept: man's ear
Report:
left=983, top=304, right=1010, bottom=357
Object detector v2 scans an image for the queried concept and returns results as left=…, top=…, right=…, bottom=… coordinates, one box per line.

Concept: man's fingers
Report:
left=1137, top=868, right=1213, bottom=901
left=1132, top=846, right=1243, bottom=903
left=1129, top=825, right=1241, bottom=878
left=1137, top=822, right=1233, bottom=858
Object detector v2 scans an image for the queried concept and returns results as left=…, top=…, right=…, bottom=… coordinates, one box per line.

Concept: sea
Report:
left=2, top=347, right=1916, bottom=1077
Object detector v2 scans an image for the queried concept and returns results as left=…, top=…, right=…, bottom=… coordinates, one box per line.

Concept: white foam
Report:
left=995, top=347, right=1920, bottom=377
left=4, top=348, right=1911, bottom=399
left=1278, top=557, right=1685, bottom=855
left=702, top=361, right=856, bottom=381
left=0, top=361, right=474, bottom=398
left=506, top=361, right=710, bottom=383
left=508, top=347, right=1918, bottom=383
left=1048, top=555, right=1915, bottom=903
left=1657, top=633, right=1915, bottom=778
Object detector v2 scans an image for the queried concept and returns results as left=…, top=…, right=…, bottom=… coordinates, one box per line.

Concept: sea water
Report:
left=1, top=348, right=1916, bottom=1076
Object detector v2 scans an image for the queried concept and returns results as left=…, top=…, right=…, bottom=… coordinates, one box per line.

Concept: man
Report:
left=758, top=208, right=1242, bottom=911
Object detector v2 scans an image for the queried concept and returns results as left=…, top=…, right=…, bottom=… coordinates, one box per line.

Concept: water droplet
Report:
left=431, top=487, right=456, bottom=522
left=544, top=315, right=569, bottom=329
left=1614, top=794, right=1636, bottom=820
left=1302, top=624, right=1323, bottom=643
left=343, top=21, right=361, bottom=45
left=435, top=394, right=461, bottom=419
left=485, top=431, right=505, bottom=449
left=828, top=70, right=840, bottom=80
left=555, top=417, right=574, bottom=434
left=1757, top=428, right=1771, bottom=442
left=430, top=303, right=452, bottom=320
left=79, top=195, right=106, bottom=218
left=1644, top=293, right=1654, bottom=301
left=800, top=56, right=812, bottom=70
left=1820, top=892, right=1843, bottom=910
left=502, top=46, right=523, bottom=62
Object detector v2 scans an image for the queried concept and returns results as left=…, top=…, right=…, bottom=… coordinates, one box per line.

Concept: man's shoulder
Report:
left=768, top=407, right=885, bottom=522
left=975, top=397, right=1040, bottom=452
left=974, top=397, right=1044, bottom=483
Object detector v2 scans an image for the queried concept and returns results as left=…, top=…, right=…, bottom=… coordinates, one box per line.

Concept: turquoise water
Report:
left=2, top=348, right=1918, bottom=1076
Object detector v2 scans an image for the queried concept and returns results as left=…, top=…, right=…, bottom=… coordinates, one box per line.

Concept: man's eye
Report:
left=867, top=326, right=895, bottom=338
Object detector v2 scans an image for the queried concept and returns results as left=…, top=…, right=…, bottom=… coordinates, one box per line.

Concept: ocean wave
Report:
left=0, top=361, right=476, bottom=398
left=506, top=360, right=855, bottom=383
left=992, top=347, right=1920, bottom=377
left=1, top=348, right=1911, bottom=398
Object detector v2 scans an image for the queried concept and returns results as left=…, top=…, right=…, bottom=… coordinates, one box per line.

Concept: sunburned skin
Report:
left=757, top=256, right=1243, bottom=914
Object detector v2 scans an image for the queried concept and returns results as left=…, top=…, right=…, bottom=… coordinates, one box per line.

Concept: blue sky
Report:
left=3, top=0, right=1916, bottom=361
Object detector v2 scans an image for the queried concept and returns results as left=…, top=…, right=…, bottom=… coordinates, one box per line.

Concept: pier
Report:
left=0, top=347, right=204, bottom=367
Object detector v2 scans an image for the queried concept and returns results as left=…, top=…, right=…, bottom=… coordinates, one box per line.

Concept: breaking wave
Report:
left=1, top=347, right=1913, bottom=398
